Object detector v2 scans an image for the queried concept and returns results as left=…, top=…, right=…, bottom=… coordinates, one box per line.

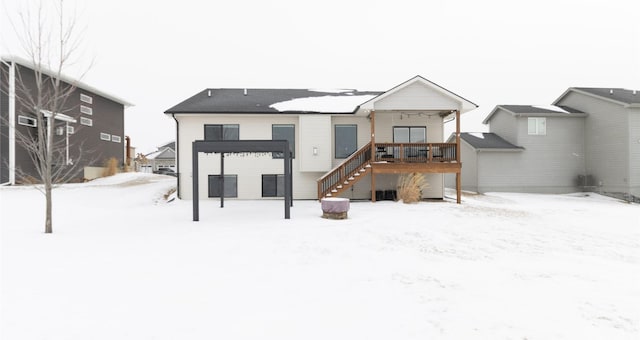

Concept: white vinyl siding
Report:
left=100, top=133, right=111, bottom=141
left=299, top=115, right=331, bottom=172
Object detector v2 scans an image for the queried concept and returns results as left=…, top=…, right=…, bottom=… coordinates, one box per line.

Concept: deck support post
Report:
left=455, top=109, right=461, bottom=204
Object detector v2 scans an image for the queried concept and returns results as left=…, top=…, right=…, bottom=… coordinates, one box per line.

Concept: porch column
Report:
left=455, top=110, right=461, bottom=204
left=370, top=110, right=376, bottom=202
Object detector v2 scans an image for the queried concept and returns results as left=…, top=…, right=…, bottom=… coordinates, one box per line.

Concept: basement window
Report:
left=100, top=133, right=111, bottom=141
left=208, top=175, right=237, bottom=198
left=111, top=135, right=121, bottom=143
left=262, top=174, right=285, bottom=197
left=18, top=115, right=37, bottom=127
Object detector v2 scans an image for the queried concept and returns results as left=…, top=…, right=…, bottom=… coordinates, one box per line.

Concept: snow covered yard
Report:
left=1, top=173, right=639, bottom=340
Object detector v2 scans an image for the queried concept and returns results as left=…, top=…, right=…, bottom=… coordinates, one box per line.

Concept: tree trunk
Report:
left=45, top=184, right=52, bottom=233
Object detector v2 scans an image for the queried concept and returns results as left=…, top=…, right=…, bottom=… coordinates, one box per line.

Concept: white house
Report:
left=164, top=76, right=477, bottom=202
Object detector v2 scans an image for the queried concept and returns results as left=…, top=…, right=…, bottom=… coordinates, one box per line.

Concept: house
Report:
left=141, top=141, right=176, bottom=173
left=448, top=88, right=640, bottom=201
left=164, top=76, right=477, bottom=202
left=0, top=55, right=133, bottom=184
left=553, top=88, right=640, bottom=200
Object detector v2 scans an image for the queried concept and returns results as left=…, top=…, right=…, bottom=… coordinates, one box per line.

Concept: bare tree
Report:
left=6, top=0, right=90, bottom=233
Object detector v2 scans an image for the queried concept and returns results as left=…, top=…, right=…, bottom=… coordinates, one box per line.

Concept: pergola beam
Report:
left=192, top=140, right=293, bottom=221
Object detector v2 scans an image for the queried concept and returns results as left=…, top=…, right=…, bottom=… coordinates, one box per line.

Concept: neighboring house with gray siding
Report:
left=0, top=56, right=132, bottom=184
left=553, top=88, right=640, bottom=200
left=449, top=87, right=640, bottom=201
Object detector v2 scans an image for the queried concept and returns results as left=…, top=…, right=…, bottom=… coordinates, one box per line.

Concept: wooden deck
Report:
left=317, top=142, right=460, bottom=201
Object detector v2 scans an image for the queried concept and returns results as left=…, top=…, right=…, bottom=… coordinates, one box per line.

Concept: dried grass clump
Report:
left=397, top=172, right=428, bottom=203
left=103, top=157, right=119, bottom=177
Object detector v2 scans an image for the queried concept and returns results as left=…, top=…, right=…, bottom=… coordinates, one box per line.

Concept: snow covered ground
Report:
left=1, top=172, right=639, bottom=340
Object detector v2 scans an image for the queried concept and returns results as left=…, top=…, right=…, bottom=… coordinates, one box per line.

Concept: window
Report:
left=100, top=133, right=111, bottom=141
left=528, top=117, right=546, bottom=135
left=335, top=124, right=357, bottom=158
left=262, top=174, right=285, bottom=197
left=80, top=117, right=93, bottom=126
left=111, top=135, right=121, bottom=143
left=208, top=175, right=237, bottom=198
left=80, top=105, right=92, bottom=115
left=393, top=126, right=426, bottom=143
left=272, top=124, right=295, bottom=158
left=67, top=125, right=75, bottom=134
left=80, top=93, right=93, bottom=104
left=204, top=124, right=239, bottom=141
left=18, top=115, right=37, bottom=127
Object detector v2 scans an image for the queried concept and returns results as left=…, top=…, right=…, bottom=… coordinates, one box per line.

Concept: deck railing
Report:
left=374, top=143, right=457, bottom=163
left=317, top=142, right=372, bottom=199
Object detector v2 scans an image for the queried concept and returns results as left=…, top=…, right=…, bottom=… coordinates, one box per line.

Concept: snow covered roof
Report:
left=483, top=105, right=587, bottom=124
left=145, top=147, right=175, bottom=160
left=164, top=88, right=382, bottom=114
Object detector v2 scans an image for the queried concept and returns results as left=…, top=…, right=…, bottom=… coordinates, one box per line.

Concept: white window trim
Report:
left=100, top=132, right=111, bottom=141
left=111, top=135, right=121, bottom=143
left=18, top=115, right=37, bottom=127
left=67, top=125, right=75, bottom=134
left=80, top=105, right=93, bottom=115
left=80, top=117, right=93, bottom=126
left=80, top=93, right=93, bottom=104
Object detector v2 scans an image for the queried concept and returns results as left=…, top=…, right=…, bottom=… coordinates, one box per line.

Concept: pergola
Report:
left=191, top=140, right=293, bottom=221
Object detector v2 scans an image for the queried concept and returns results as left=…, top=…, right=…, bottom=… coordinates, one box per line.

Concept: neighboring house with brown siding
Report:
left=0, top=56, right=132, bottom=184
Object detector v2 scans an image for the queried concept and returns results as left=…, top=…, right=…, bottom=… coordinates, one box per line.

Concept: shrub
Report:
left=103, top=157, right=119, bottom=177
left=397, top=172, right=428, bottom=203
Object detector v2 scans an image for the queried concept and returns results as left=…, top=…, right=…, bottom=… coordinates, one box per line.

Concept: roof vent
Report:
left=244, top=89, right=248, bottom=96
left=207, top=90, right=211, bottom=97
left=609, top=89, right=613, bottom=95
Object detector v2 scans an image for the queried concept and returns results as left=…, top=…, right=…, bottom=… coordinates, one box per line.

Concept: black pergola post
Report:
left=192, top=140, right=293, bottom=221
left=192, top=142, right=199, bottom=221
left=220, top=152, right=224, bottom=208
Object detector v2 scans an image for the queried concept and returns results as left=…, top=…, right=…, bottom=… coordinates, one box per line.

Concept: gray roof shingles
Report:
left=164, top=88, right=382, bottom=114
left=499, top=105, right=584, bottom=115
left=459, top=133, right=524, bottom=150
left=572, top=88, right=640, bottom=105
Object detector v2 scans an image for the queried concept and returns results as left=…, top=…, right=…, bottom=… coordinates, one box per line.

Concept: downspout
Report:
left=172, top=113, right=180, bottom=198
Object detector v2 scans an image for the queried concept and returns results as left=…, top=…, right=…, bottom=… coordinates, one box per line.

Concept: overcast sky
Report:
left=2, top=0, right=639, bottom=153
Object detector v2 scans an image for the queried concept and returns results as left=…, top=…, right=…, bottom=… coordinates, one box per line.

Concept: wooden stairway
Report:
left=317, top=142, right=372, bottom=200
